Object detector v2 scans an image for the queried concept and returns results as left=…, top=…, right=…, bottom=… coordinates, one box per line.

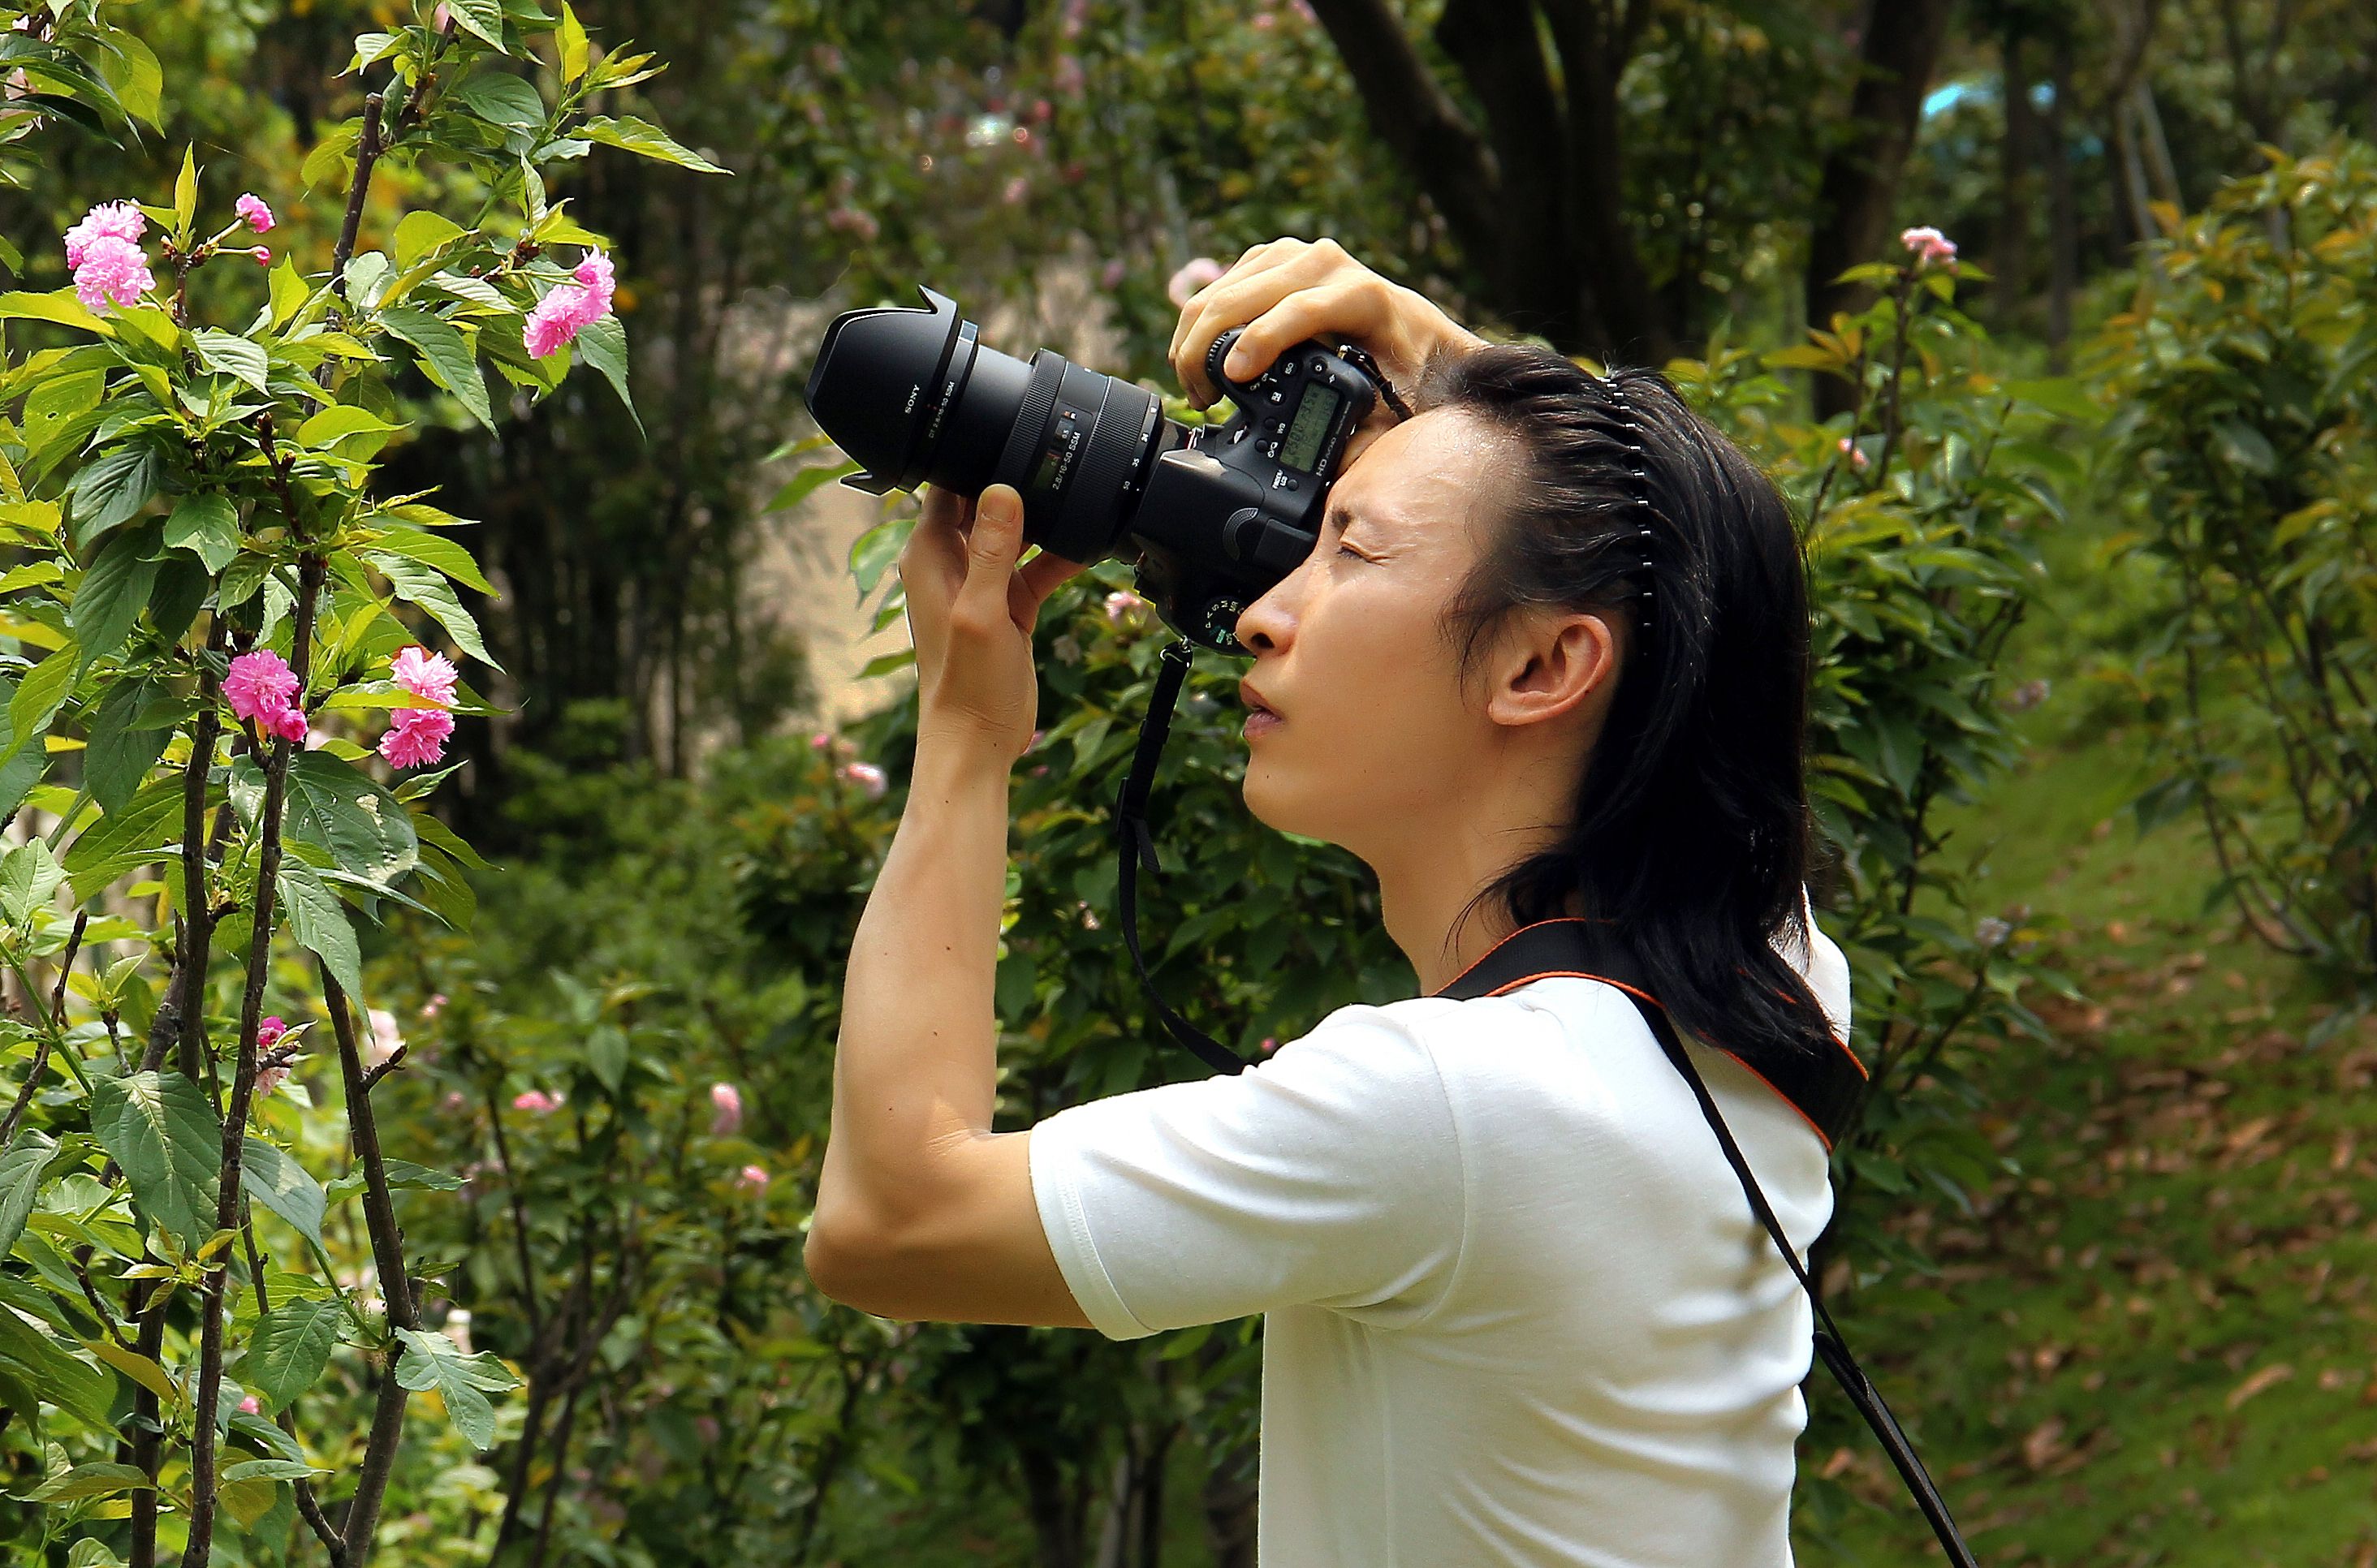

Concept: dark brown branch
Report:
left=183, top=537, right=326, bottom=1564
left=360, top=1043, right=408, bottom=1094
left=324, top=962, right=423, bottom=1564
left=173, top=616, right=230, bottom=1080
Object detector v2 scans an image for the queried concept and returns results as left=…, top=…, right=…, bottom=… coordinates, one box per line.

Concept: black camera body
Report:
left=802, top=286, right=1376, bottom=652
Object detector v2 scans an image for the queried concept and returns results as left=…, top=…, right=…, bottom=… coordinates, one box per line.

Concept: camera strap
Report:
left=1111, top=640, right=1977, bottom=1568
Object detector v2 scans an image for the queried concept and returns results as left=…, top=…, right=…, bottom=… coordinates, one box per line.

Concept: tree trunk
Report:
left=1994, top=30, right=2036, bottom=331
left=1200, top=1435, right=1258, bottom=1568
left=1022, top=1446, right=1087, bottom=1568
left=2044, top=36, right=2078, bottom=369
left=1805, top=0, right=1956, bottom=415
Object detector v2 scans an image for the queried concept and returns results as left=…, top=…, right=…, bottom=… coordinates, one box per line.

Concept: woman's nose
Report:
left=1235, top=579, right=1294, bottom=653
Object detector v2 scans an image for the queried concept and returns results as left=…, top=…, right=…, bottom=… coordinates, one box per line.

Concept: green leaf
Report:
left=455, top=71, right=544, bottom=129
left=587, top=1023, right=627, bottom=1092
left=0, top=1132, right=56, bottom=1259
left=394, top=1326, right=518, bottom=1450
left=378, top=306, right=495, bottom=432
left=283, top=751, right=419, bottom=886
left=82, top=680, right=170, bottom=815
left=571, top=313, right=640, bottom=436
left=164, top=492, right=240, bottom=573
left=242, top=1299, right=341, bottom=1414
left=71, top=522, right=163, bottom=670
left=296, top=403, right=404, bottom=460
left=0, top=1303, right=116, bottom=1428
left=365, top=525, right=494, bottom=595
left=6, top=645, right=77, bottom=767
left=0, top=289, right=115, bottom=338
left=240, top=1138, right=325, bottom=1249
left=67, top=445, right=159, bottom=549
left=173, top=144, right=197, bottom=236
left=191, top=329, right=270, bottom=394
left=18, top=1460, right=154, bottom=1503
left=393, top=211, right=467, bottom=270
left=556, top=1, right=589, bottom=83
left=2209, top=420, right=2277, bottom=476
left=268, top=258, right=311, bottom=329
left=278, top=860, right=362, bottom=997
left=300, top=120, right=361, bottom=193
left=442, top=0, right=507, bottom=50
left=576, top=114, right=729, bottom=175
left=65, top=776, right=186, bottom=905
left=365, top=552, right=497, bottom=667
left=767, top=458, right=861, bottom=515
left=90, top=1070, right=222, bottom=1252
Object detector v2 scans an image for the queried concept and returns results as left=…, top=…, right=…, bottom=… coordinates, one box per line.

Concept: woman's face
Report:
left=1232, top=408, right=1526, bottom=855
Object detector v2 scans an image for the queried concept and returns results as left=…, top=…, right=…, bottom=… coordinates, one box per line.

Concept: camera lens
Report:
left=803, top=286, right=1168, bottom=566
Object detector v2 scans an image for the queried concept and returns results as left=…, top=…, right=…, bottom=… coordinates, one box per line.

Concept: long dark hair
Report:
left=1414, top=343, right=1840, bottom=1077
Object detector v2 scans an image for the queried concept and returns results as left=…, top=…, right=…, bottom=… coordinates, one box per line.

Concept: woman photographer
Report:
left=806, top=236, right=1858, bottom=1566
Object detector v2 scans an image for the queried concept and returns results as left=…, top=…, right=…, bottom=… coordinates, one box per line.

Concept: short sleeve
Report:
left=1027, top=1005, right=1468, bottom=1342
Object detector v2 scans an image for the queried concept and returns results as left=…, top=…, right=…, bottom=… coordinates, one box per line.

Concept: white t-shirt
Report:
left=1029, top=913, right=1853, bottom=1568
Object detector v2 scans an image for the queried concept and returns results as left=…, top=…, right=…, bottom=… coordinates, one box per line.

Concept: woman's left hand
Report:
left=898, top=482, right=1085, bottom=763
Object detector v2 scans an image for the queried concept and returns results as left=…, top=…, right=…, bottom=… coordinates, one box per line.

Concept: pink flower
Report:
left=224, top=649, right=300, bottom=727
left=71, top=234, right=154, bottom=313
left=1166, top=257, right=1223, bottom=308
left=1899, top=226, right=1957, bottom=268
left=1003, top=174, right=1030, bottom=205
left=736, top=1164, right=770, bottom=1193
left=524, top=248, right=618, bottom=358
left=512, top=1089, right=557, bottom=1114
left=422, top=993, right=447, bottom=1018
left=248, top=247, right=270, bottom=266
left=377, top=707, right=455, bottom=769
left=258, top=1015, right=289, bottom=1052
left=823, top=205, right=881, bottom=243
left=809, top=730, right=832, bottom=751
left=839, top=760, right=887, bottom=799
left=235, top=193, right=275, bottom=234
left=710, top=1081, right=743, bottom=1136
left=271, top=705, right=308, bottom=743
left=255, top=1066, right=288, bottom=1099
left=1259, top=1036, right=1278, bottom=1053
left=63, top=200, right=144, bottom=268
left=390, top=644, right=459, bottom=705
left=1836, top=436, right=1870, bottom=470
left=238, top=1394, right=261, bottom=1415
left=366, top=1007, right=403, bottom=1069
left=1098, top=258, right=1127, bottom=290
left=1104, top=589, right=1147, bottom=626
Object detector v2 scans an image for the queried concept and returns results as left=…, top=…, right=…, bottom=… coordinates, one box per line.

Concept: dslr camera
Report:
left=802, top=286, right=1379, bottom=651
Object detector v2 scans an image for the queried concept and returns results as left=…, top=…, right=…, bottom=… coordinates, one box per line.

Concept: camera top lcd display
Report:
left=1280, top=386, right=1341, bottom=472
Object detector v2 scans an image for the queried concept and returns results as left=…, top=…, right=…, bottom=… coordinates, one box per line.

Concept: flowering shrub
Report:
left=2090, top=140, right=2377, bottom=1027
left=0, top=5, right=720, bottom=1564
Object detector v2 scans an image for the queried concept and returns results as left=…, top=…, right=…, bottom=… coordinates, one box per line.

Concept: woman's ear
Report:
left=1482, top=609, right=1622, bottom=732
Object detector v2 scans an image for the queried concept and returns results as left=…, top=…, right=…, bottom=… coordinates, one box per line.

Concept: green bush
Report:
left=2090, top=139, right=2377, bottom=1028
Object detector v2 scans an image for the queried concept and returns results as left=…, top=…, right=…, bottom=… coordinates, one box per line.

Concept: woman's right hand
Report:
left=1166, top=237, right=1485, bottom=470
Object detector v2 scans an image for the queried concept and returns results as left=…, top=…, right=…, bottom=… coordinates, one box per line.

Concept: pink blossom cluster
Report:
left=1900, top=226, right=1957, bottom=269
left=524, top=249, right=617, bottom=358
left=255, top=1014, right=293, bottom=1098
left=710, top=1081, right=743, bottom=1136
left=824, top=206, right=880, bottom=243
left=366, top=1006, right=404, bottom=1069
left=223, top=649, right=310, bottom=743
left=839, top=760, right=888, bottom=799
left=736, top=1164, right=770, bottom=1193
left=1104, top=588, right=1148, bottom=627
left=1166, top=256, right=1223, bottom=308
left=63, top=200, right=154, bottom=313
left=513, top=1088, right=563, bottom=1114
left=378, top=644, right=459, bottom=769
left=235, top=192, right=275, bottom=234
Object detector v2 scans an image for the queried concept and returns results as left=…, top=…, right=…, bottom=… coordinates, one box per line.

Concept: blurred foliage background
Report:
left=6, top=0, right=2377, bottom=1564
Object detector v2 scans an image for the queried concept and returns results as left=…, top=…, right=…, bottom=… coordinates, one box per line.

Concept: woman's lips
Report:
left=1244, top=708, right=1282, bottom=741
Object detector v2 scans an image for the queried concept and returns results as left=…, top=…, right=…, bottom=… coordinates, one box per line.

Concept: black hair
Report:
left=1412, top=343, right=1840, bottom=1079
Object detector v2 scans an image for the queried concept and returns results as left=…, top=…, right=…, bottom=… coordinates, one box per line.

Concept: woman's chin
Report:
left=1240, top=759, right=1322, bottom=841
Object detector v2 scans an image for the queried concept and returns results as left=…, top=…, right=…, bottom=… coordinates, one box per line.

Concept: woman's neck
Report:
left=1371, top=812, right=1580, bottom=994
